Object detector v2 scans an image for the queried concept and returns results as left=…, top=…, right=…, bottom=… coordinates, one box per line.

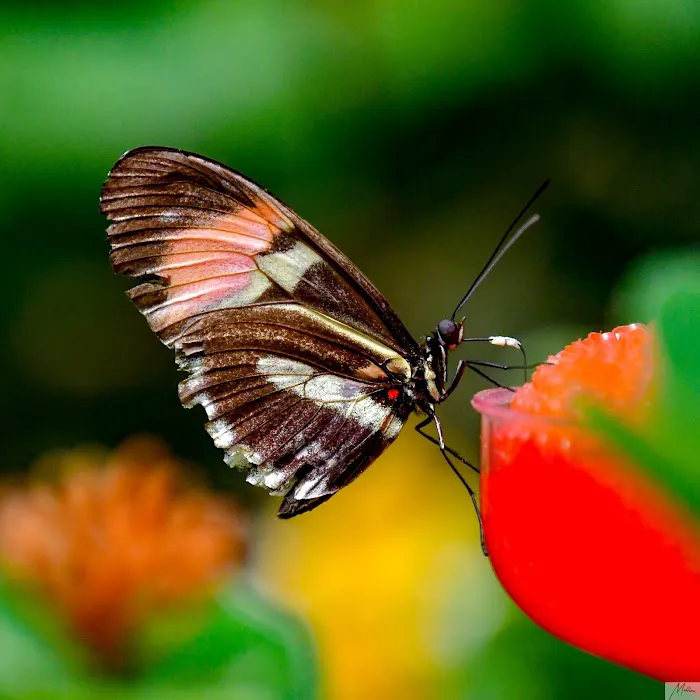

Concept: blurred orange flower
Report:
left=0, top=437, right=246, bottom=670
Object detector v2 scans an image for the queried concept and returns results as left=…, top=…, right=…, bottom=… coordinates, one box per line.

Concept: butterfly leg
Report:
left=414, top=415, right=479, bottom=475
left=418, top=414, right=487, bottom=555
left=442, top=357, right=520, bottom=397
left=443, top=342, right=531, bottom=397
left=464, top=362, right=516, bottom=392
left=441, top=359, right=468, bottom=400
left=466, top=360, right=541, bottom=371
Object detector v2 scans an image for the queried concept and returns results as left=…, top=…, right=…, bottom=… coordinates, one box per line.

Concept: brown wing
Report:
left=100, top=146, right=418, bottom=355
left=100, top=147, right=417, bottom=513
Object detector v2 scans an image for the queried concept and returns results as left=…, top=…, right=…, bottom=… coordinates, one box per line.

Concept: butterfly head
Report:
left=436, top=318, right=464, bottom=351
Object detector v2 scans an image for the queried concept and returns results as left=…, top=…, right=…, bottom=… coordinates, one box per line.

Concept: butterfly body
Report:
left=100, top=147, right=471, bottom=518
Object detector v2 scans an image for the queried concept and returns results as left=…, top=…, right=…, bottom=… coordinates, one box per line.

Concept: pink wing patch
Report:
left=127, top=251, right=264, bottom=334
left=101, top=147, right=417, bottom=353
left=102, top=149, right=295, bottom=342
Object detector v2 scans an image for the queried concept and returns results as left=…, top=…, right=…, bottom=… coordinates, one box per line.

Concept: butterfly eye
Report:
left=437, top=319, right=461, bottom=347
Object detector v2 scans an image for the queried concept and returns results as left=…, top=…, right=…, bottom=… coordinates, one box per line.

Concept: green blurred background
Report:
left=2, top=0, right=698, bottom=697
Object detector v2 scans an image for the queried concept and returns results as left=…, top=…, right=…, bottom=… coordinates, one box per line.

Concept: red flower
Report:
left=472, top=325, right=700, bottom=680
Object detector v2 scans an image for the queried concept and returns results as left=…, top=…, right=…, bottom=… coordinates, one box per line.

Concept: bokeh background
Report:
left=2, top=1, right=698, bottom=697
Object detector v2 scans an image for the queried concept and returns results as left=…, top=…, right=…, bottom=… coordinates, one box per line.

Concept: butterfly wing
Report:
left=100, top=147, right=418, bottom=515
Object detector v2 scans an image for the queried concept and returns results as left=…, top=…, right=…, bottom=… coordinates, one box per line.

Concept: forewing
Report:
left=100, top=146, right=418, bottom=354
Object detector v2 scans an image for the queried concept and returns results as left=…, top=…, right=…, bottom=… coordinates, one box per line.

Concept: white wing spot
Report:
left=294, top=474, right=332, bottom=500
left=256, top=241, right=323, bottom=294
left=383, top=414, right=404, bottom=441
left=256, top=356, right=392, bottom=429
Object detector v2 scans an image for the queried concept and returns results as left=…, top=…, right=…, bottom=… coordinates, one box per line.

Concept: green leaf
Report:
left=0, top=575, right=86, bottom=696
left=613, top=248, right=700, bottom=325
left=586, top=405, right=700, bottom=517
left=657, top=287, right=700, bottom=400
left=601, top=249, right=700, bottom=521
left=137, top=577, right=318, bottom=699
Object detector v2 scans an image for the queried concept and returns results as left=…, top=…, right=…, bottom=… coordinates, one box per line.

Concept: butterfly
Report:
left=100, top=147, right=544, bottom=536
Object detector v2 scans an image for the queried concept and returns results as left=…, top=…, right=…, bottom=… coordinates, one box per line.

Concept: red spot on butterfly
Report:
left=387, top=389, right=400, bottom=401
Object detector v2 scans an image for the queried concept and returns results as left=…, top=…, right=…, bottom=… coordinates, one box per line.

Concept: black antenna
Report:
left=451, top=179, right=550, bottom=320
